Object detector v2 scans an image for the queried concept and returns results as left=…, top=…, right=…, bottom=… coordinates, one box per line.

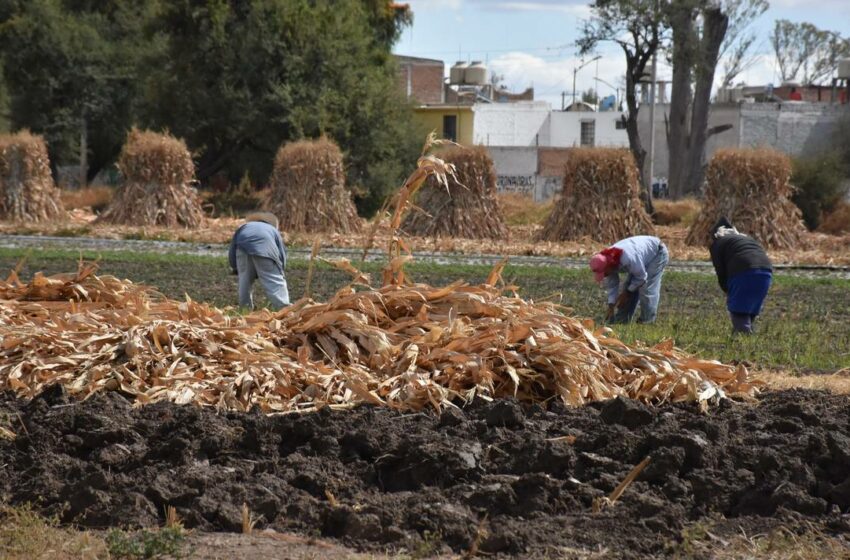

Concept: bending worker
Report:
left=709, top=218, right=772, bottom=334
left=228, top=212, right=290, bottom=310
left=589, top=235, right=669, bottom=324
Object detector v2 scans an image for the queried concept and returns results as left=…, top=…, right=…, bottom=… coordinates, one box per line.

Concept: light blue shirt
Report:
left=228, top=221, right=287, bottom=272
left=604, top=236, right=663, bottom=304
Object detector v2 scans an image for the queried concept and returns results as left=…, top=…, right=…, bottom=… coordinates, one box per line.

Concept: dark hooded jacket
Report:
left=709, top=218, right=773, bottom=293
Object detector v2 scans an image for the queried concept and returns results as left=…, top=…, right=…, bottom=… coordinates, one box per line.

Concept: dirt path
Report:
left=2, top=388, right=849, bottom=558
left=2, top=234, right=849, bottom=278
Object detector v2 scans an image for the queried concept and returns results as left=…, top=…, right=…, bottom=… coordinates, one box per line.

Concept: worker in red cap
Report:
left=589, top=235, right=669, bottom=324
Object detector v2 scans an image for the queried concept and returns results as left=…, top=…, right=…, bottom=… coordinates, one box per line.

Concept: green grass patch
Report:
left=1, top=247, right=848, bottom=372
left=106, top=527, right=186, bottom=559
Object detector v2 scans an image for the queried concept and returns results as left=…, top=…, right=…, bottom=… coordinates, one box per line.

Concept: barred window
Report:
left=580, top=120, right=596, bottom=147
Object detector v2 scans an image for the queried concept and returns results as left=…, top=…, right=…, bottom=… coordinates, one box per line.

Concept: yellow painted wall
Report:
left=413, top=107, right=474, bottom=146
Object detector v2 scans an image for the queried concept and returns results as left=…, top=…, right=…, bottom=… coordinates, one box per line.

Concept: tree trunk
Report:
left=622, top=53, right=653, bottom=215
left=667, top=3, right=696, bottom=199
left=667, top=2, right=729, bottom=199
left=684, top=7, right=729, bottom=196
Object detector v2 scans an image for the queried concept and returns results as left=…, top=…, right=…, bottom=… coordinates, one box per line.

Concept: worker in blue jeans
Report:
left=228, top=212, right=290, bottom=310
left=589, top=235, right=669, bottom=324
left=709, top=218, right=773, bottom=334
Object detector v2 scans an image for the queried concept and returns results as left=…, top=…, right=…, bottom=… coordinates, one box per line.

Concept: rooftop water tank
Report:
left=465, top=61, right=488, bottom=86
left=450, top=62, right=468, bottom=85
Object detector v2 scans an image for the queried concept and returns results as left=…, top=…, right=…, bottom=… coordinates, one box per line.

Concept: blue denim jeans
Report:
left=236, top=248, right=290, bottom=310
left=612, top=244, right=669, bottom=324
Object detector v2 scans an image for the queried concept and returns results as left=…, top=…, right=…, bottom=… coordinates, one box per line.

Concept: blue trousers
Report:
left=727, top=269, right=772, bottom=334
left=613, top=245, right=669, bottom=324
left=236, top=249, right=290, bottom=310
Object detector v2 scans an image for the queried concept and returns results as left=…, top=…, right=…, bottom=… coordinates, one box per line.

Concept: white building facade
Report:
left=468, top=101, right=630, bottom=201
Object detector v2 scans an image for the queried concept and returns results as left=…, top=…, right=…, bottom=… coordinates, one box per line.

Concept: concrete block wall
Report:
left=739, top=103, right=849, bottom=158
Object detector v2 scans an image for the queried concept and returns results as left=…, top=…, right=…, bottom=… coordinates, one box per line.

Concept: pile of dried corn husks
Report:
left=97, top=128, right=206, bottom=228
left=264, top=138, right=362, bottom=234
left=687, top=148, right=808, bottom=249
left=0, top=262, right=760, bottom=414
left=537, top=148, right=655, bottom=244
left=0, top=131, right=65, bottom=222
left=401, top=146, right=508, bottom=240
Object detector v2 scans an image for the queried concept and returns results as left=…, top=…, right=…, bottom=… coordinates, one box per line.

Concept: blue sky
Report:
left=394, top=0, right=850, bottom=107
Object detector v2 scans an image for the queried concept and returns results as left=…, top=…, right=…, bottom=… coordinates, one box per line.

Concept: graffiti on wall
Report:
left=495, top=174, right=563, bottom=201
left=496, top=175, right=535, bottom=194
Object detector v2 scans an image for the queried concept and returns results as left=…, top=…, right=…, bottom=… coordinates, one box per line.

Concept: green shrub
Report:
left=791, top=151, right=848, bottom=230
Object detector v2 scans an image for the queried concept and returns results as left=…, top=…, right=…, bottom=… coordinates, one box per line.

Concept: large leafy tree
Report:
left=1, top=0, right=420, bottom=215
left=0, top=0, right=151, bottom=175
left=142, top=0, right=420, bottom=214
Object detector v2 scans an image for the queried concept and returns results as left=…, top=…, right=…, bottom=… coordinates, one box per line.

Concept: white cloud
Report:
left=475, top=1, right=590, bottom=16
left=405, top=0, right=463, bottom=10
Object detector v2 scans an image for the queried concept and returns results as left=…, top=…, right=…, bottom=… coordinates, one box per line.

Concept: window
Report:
left=615, top=119, right=627, bottom=130
left=443, top=115, right=458, bottom=142
left=580, top=120, right=596, bottom=147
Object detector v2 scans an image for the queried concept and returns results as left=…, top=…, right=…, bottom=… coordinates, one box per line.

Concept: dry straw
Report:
left=537, top=148, right=654, bottom=243
left=686, top=148, right=808, bottom=249
left=0, top=261, right=760, bottom=415
left=401, top=145, right=508, bottom=239
left=0, top=131, right=64, bottom=222
left=97, top=128, right=205, bottom=228
left=264, top=138, right=361, bottom=234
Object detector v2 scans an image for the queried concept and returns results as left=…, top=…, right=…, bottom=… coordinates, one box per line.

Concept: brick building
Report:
left=395, top=55, right=445, bottom=105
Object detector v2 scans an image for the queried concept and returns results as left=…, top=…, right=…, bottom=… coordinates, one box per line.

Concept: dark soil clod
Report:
left=1, top=388, right=849, bottom=558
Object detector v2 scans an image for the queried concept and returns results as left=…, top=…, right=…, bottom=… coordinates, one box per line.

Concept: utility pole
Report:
left=646, top=52, right=658, bottom=209
left=561, top=91, right=566, bottom=111
left=572, top=55, right=601, bottom=108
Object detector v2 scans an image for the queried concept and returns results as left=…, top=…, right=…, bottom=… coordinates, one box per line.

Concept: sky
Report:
left=393, top=0, right=850, bottom=108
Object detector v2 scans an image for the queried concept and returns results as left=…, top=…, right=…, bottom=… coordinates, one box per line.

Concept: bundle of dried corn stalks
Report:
left=264, top=138, right=361, bottom=234
left=97, top=128, right=205, bottom=228
left=687, top=148, right=808, bottom=249
left=401, top=146, right=508, bottom=240
left=537, top=148, right=654, bottom=244
left=0, top=131, right=65, bottom=222
left=0, top=262, right=759, bottom=414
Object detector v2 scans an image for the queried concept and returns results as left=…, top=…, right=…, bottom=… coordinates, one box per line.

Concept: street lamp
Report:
left=571, top=55, right=601, bottom=109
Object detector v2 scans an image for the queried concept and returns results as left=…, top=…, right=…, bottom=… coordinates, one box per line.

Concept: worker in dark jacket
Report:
left=228, top=212, right=290, bottom=310
left=709, top=218, right=772, bottom=334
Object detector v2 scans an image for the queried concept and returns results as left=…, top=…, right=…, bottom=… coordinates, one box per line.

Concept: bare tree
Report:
left=667, top=1, right=732, bottom=198
left=771, top=20, right=850, bottom=84
left=718, top=0, right=768, bottom=88
left=578, top=0, right=667, bottom=214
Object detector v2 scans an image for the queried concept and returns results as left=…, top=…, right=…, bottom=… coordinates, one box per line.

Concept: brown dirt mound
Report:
left=264, top=138, right=361, bottom=234
left=687, top=148, right=808, bottom=249
left=537, top=148, right=654, bottom=244
left=1, top=388, right=848, bottom=558
left=401, top=146, right=507, bottom=239
left=0, top=131, right=64, bottom=222
left=97, top=129, right=205, bottom=228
